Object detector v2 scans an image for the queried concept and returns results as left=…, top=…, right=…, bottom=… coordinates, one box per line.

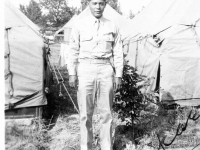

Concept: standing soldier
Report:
left=67, top=0, right=124, bottom=149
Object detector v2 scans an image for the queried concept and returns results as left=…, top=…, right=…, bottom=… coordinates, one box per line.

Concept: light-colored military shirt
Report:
left=67, top=11, right=124, bottom=77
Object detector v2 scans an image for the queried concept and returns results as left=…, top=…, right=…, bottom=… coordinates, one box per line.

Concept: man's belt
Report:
left=78, top=58, right=110, bottom=64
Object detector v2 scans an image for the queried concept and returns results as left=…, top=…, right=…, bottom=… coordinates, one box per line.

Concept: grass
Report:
left=148, top=107, right=200, bottom=150
left=5, top=43, right=200, bottom=150
left=5, top=108, right=200, bottom=150
left=5, top=119, right=51, bottom=150
left=5, top=111, right=122, bottom=150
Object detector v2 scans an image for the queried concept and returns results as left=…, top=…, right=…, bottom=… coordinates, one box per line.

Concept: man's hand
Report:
left=69, top=75, right=77, bottom=88
left=114, top=77, right=122, bottom=92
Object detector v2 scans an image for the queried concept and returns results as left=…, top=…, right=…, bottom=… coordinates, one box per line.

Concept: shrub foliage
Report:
left=113, top=64, right=153, bottom=138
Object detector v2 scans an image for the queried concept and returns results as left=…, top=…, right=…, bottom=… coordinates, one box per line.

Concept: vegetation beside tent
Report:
left=113, top=64, right=155, bottom=140
left=19, top=0, right=43, bottom=27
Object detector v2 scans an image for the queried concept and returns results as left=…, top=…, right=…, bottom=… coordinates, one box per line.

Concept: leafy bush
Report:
left=113, top=64, right=155, bottom=139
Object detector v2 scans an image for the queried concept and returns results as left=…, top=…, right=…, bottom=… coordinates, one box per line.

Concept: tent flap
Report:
left=160, top=26, right=200, bottom=106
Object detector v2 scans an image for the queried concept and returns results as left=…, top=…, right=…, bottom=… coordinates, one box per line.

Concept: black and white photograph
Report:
left=3, top=0, right=200, bottom=149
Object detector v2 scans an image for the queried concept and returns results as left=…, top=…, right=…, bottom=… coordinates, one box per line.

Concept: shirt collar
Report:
left=88, top=11, right=105, bottom=26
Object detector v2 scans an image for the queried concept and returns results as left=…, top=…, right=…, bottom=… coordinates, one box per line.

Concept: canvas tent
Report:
left=121, top=0, right=200, bottom=106
left=4, top=1, right=48, bottom=116
left=54, top=15, right=78, bottom=43
left=56, top=4, right=130, bottom=67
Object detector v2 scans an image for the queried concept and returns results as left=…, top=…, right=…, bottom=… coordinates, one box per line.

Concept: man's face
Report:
left=89, top=0, right=106, bottom=19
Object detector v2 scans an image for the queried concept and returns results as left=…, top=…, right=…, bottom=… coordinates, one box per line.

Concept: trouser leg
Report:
left=97, top=65, right=114, bottom=150
left=78, top=77, right=95, bottom=150
left=77, top=63, right=114, bottom=150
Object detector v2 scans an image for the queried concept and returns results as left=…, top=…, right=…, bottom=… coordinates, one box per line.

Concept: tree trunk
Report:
left=131, top=115, right=135, bottom=140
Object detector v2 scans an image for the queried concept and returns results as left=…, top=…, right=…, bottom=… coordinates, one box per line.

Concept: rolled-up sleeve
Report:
left=67, top=24, right=80, bottom=76
left=113, top=26, right=124, bottom=78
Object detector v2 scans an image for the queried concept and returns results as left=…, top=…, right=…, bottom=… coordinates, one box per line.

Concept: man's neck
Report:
left=95, top=15, right=102, bottom=19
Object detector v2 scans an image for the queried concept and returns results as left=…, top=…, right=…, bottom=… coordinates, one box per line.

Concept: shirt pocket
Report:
left=80, top=34, right=93, bottom=52
left=80, top=34, right=93, bottom=42
left=102, top=33, right=114, bottom=51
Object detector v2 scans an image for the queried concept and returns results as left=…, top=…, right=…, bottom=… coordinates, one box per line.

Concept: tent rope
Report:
left=54, top=64, right=80, bottom=113
left=47, top=54, right=79, bottom=114
left=179, top=20, right=200, bottom=47
left=48, top=55, right=60, bottom=84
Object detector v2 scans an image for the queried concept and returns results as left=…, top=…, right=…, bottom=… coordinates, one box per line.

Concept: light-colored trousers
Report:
left=77, top=62, right=114, bottom=150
